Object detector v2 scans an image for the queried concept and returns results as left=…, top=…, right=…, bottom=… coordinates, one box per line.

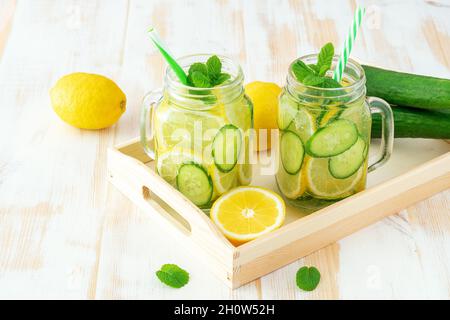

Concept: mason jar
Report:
left=141, top=54, right=253, bottom=209
left=276, top=54, right=394, bottom=211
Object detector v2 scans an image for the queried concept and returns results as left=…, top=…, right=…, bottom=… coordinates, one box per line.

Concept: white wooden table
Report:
left=0, top=0, right=449, bottom=299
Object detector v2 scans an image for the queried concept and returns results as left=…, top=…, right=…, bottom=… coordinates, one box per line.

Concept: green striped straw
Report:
left=148, top=27, right=188, bottom=85
left=333, top=6, right=366, bottom=83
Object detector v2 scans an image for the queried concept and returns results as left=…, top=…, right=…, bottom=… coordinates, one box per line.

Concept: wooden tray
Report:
left=107, top=137, right=450, bottom=288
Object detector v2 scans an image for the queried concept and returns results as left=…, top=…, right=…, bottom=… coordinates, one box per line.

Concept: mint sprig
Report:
left=187, top=55, right=231, bottom=88
left=292, top=43, right=341, bottom=88
left=156, top=264, right=189, bottom=288
left=296, top=266, right=321, bottom=291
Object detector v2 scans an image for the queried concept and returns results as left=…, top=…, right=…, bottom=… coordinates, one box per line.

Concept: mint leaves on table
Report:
left=292, top=42, right=341, bottom=88
left=156, top=264, right=190, bottom=288
left=296, top=266, right=321, bottom=291
left=187, top=55, right=231, bottom=88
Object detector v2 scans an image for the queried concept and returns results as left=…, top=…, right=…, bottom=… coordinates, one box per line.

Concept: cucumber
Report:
left=371, top=106, right=450, bottom=139
left=329, top=137, right=366, bottom=179
left=363, top=65, right=450, bottom=111
left=176, top=162, right=213, bottom=207
left=280, top=131, right=304, bottom=174
left=212, top=124, right=242, bottom=172
left=306, top=119, right=358, bottom=157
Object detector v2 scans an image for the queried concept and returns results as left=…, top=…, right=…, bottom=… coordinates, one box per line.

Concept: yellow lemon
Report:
left=210, top=186, right=285, bottom=245
left=50, top=73, right=126, bottom=129
left=245, top=81, right=281, bottom=151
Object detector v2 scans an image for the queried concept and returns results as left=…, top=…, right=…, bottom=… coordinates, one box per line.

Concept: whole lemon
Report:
left=245, top=81, right=281, bottom=151
left=50, top=73, right=126, bottom=130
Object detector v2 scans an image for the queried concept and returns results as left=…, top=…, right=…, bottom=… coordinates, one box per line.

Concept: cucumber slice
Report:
left=329, top=137, right=366, bottom=179
left=176, top=162, right=213, bottom=207
left=212, top=124, right=242, bottom=173
left=306, top=119, right=358, bottom=157
left=280, top=131, right=304, bottom=174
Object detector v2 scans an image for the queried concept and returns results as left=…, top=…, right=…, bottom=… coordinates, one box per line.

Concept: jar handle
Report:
left=140, top=89, right=163, bottom=159
left=367, top=97, right=394, bottom=172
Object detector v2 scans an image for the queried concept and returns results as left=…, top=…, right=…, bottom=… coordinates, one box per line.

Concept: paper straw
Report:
left=148, top=27, right=188, bottom=85
left=333, top=6, right=366, bottom=82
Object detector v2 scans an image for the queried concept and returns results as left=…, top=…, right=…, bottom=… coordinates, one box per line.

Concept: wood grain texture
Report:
left=0, top=0, right=449, bottom=299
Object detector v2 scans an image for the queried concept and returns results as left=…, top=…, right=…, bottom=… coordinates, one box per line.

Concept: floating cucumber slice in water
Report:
left=328, top=137, right=366, bottom=179
left=156, top=149, right=202, bottom=186
left=176, top=162, right=213, bottom=207
left=212, top=124, right=242, bottom=173
left=306, top=119, right=358, bottom=157
left=280, top=131, right=304, bottom=175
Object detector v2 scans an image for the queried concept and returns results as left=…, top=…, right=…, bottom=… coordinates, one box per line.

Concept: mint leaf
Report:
left=191, top=71, right=211, bottom=88
left=317, top=42, right=334, bottom=76
left=214, top=73, right=231, bottom=85
left=206, top=55, right=221, bottom=79
left=292, top=60, right=315, bottom=81
left=186, top=56, right=231, bottom=89
left=308, top=64, right=320, bottom=75
left=156, top=264, right=189, bottom=288
left=321, top=77, right=342, bottom=88
left=296, top=266, right=320, bottom=291
left=189, top=62, right=208, bottom=77
left=303, top=74, right=325, bottom=86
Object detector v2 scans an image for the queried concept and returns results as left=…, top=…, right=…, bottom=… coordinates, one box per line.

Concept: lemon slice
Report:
left=156, top=149, right=202, bottom=186
left=210, top=187, right=286, bottom=245
left=286, top=107, right=316, bottom=144
left=224, top=97, right=253, bottom=132
left=210, top=164, right=239, bottom=195
left=155, top=107, right=225, bottom=150
left=237, top=134, right=253, bottom=185
left=276, top=166, right=306, bottom=200
left=305, top=157, right=363, bottom=199
left=278, top=94, right=299, bottom=130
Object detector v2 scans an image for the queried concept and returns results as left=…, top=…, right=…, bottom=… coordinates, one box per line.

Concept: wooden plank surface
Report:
left=0, top=0, right=449, bottom=299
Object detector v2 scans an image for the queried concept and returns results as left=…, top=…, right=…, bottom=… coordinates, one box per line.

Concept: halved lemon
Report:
left=210, top=187, right=286, bottom=245
left=305, top=157, right=363, bottom=199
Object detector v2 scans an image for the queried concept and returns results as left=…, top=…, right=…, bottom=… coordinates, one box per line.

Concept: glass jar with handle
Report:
left=276, top=54, right=394, bottom=211
left=141, top=54, right=253, bottom=210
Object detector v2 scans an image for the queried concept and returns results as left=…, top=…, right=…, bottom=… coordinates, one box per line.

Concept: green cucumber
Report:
left=329, top=137, right=366, bottom=179
left=371, top=106, right=450, bottom=139
left=176, top=162, right=213, bottom=207
left=306, top=119, right=358, bottom=157
left=212, top=124, right=242, bottom=172
left=363, top=65, right=450, bottom=111
left=280, top=131, right=304, bottom=175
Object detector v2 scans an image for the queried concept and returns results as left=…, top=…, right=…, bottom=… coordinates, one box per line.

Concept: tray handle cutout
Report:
left=142, top=185, right=192, bottom=236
